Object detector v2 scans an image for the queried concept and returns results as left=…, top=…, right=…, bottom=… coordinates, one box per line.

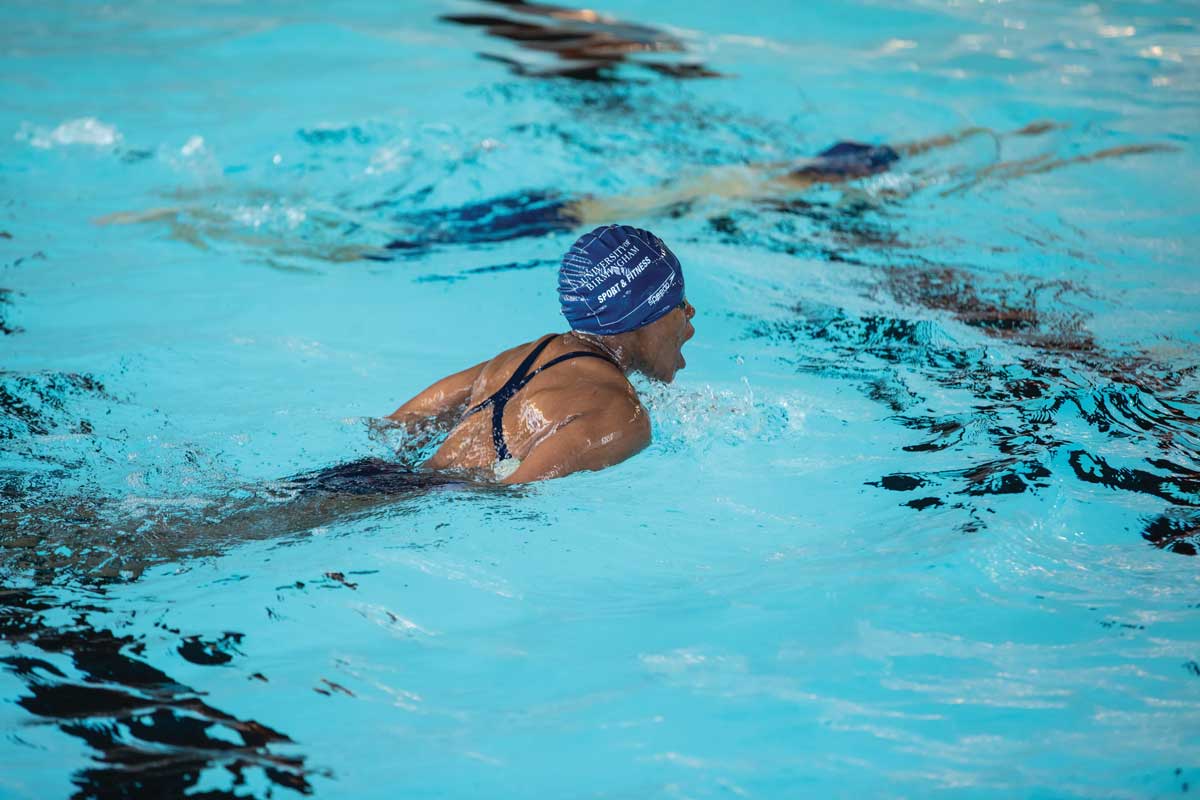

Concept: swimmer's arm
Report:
left=386, top=360, right=488, bottom=429
left=502, top=396, right=651, bottom=484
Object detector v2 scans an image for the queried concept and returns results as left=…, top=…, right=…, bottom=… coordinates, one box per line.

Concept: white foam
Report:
left=364, top=144, right=411, bottom=176
left=16, top=117, right=123, bottom=149
left=180, top=135, right=205, bottom=157
left=637, top=377, right=807, bottom=449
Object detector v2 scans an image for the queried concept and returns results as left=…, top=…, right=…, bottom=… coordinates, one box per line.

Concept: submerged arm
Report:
left=502, top=394, right=651, bottom=484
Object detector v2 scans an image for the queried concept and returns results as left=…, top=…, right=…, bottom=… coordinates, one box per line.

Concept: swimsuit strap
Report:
left=489, top=350, right=618, bottom=461
left=463, top=336, right=620, bottom=462
left=464, top=335, right=557, bottom=418
left=512, top=351, right=619, bottom=392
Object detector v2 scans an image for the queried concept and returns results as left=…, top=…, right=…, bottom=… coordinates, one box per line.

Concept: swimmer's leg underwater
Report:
left=0, top=459, right=494, bottom=577
left=179, top=457, right=496, bottom=543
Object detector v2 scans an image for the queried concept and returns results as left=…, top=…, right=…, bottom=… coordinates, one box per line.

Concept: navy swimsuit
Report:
left=792, top=141, right=900, bottom=180
left=461, top=334, right=619, bottom=462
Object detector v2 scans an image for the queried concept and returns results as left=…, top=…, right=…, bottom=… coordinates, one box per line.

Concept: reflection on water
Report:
left=0, top=289, right=20, bottom=336
left=441, top=0, right=720, bottom=82
left=747, top=261, right=1199, bottom=554
left=0, top=586, right=317, bottom=798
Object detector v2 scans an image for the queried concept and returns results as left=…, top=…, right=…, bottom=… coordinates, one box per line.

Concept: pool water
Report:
left=2, top=0, right=1199, bottom=797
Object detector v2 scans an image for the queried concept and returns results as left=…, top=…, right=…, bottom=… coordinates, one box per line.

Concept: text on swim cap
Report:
left=579, top=238, right=640, bottom=291
left=646, top=272, right=675, bottom=305
left=597, top=256, right=653, bottom=303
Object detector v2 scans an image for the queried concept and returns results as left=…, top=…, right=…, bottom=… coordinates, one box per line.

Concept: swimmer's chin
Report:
left=660, top=357, right=686, bottom=384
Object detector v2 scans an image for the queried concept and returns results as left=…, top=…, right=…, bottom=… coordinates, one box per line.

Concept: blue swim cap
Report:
left=558, top=224, right=685, bottom=335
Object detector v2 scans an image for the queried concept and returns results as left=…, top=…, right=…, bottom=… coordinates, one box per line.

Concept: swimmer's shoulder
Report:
left=520, top=348, right=643, bottom=432
left=470, top=336, right=552, bottom=391
left=566, top=382, right=649, bottom=444
left=502, top=386, right=649, bottom=484
left=469, top=333, right=620, bottom=401
left=542, top=340, right=636, bottom=401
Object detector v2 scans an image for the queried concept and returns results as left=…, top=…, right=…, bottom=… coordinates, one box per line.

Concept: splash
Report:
left=637, top=377, right=803, bottom=452
left=16, top=117, right=123, bottom=149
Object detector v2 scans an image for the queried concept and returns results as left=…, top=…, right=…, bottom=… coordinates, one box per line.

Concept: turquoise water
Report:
left=2, top=0, right=1199, bottom=797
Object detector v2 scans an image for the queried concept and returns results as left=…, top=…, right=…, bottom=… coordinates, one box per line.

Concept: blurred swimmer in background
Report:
left=97, top=122, right=1172, bottom=259
left=373, top=121, right=1172, bottom=253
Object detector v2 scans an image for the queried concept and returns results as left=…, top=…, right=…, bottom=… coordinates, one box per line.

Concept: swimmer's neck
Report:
left=567, top=330, right=638, bottom=375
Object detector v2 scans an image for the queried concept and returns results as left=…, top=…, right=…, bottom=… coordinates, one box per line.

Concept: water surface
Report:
left=1, top=0, right=1198, bottom=797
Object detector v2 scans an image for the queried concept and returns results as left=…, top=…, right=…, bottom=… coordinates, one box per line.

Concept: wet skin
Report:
left=388, top=299, right=696, bottom=483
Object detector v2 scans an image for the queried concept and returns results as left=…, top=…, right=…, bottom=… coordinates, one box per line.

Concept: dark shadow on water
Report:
left=746, top=261, right=1200, bottom=554
left=374, top=190, right=579, bottom=256
left=0, top=586, right=319, bottom=799
left=0, top=452, right=515, bottom=797
left=0, top=288, right=22, bottom=336
left=440, top=0, right=721, bottom=83
left=1, top=371, right=110, bottom=445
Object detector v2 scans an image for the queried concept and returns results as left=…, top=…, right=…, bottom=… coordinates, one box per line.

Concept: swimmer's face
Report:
left=641, top=299, right=696, bottom=383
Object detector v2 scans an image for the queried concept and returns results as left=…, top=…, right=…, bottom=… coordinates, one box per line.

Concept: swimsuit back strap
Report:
left=513, top=351, right=619, bottom=393
left=491, top=351, right=620, bottom=461
left=503, top=334, right=560, bottom=393
left=463, top=338, right=620, bottom=462
left=491, top=398, right=511, bottom=461
left=464, top=334, right=557, bottom=417
left=478, top=334, right=557, bottom=462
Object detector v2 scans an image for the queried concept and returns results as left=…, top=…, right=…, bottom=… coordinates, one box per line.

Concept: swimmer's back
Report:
left=423, top=334, right=644, bottom=473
